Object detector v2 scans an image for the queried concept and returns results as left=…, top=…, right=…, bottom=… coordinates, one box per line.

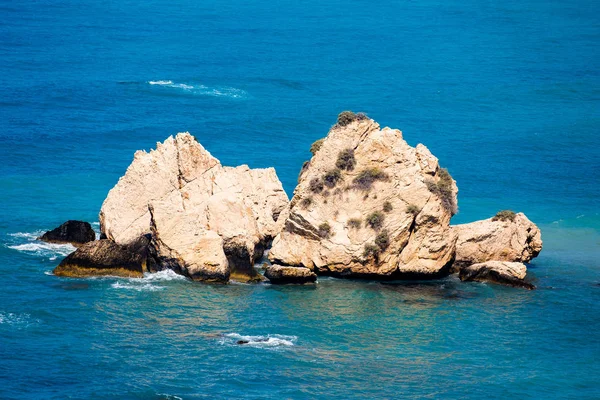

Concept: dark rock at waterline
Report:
left=54, top=237, right=152, bottom=278
left=39, top=220, right=96, bottom=247
left=264, top=265, right=317, bottom=284
left=237, top=340, right=250, bottom=345
left=459, top=261, right=535, bottom=290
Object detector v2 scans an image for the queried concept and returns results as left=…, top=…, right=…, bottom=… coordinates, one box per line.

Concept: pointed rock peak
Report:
left=270, top=112, right=458, bottom=279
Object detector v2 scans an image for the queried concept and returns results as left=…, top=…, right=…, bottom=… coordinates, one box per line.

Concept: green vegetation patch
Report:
left=309, top=177, right=324, bottom=193
left=318, top=222, right=332, bottom=238
left=492, top=210, right=517, bottom=222
left=425, top=168, right=457, bottom=215
left=383, top=201, right=393, bottom=213
left=366, top=211, right=385, bottom=230
left=353, top=168, right=389, bottom=191
left=336, top=148, right=356, bottom=171
left=310, top=138, right=325, bottom=155
left=323, top=168, right=343, bottom=188
left=347, top=218, right=362, bottom=229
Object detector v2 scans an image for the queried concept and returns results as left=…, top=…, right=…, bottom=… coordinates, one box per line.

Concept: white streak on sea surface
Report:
left=110, top=269, right=188, bottom=291
left=220, top=333, right=297, bottom=348
left=6, top=231, right=75, bottom=260
left=0, top=312, right=40, bottom=328
left=147, top=80, right=247, bottom=99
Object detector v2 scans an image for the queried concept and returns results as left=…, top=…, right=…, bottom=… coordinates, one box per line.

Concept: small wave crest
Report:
left=110, top=270, right=187, bottom=291
left=146, top=80, right=247, bottom=99
left=111, top=282, right=164, bottom=292
left=0, top=312, right=39, bottom=328
left=143, top=269, right=187, bottom=282
left=6, top=230, right=75, bottom=261
left=221, top=333, right=297, bottom=348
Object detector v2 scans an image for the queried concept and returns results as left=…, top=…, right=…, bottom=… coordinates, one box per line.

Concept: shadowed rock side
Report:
left=269, top=116, right=458, bottom=279
left=264, top=265, right=317, bottom=284
left=452, top=213, right=543, bottom=270
left=99, top=133, right=289, bottom=282
left=39, top=220, right=96, bottom=247
left=459, top=261, right=535, bottom=290
left=54, top=237, right=152, bottom=278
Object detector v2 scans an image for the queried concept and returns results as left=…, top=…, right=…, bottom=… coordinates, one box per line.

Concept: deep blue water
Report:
left=1, top=0, right=599, bottom=398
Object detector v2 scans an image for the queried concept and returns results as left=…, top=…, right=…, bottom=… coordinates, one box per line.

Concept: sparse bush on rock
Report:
left=336, top=148, right=356, bottom=171
left=363, top=243, right=380, bottom=258
left=375, top=229, right=390, bottom=251
left=353, top=168, right=389, bottom=191
left=425, top=168, right=457, bottom=215
left=347, top=218, right=362, bottom=229
left=323, top=169, right=343, bottom=188
left=492, top=210, right=517, bottom=222
left=310, top=138, right=324, bottom=155
left=318, top=222, right=331, bottom=238
left=309, top=177, right=324, bottom=193
left=337, top=111, right=356, bottom=127
left=406, top=204, right=420, bottom=216
left=383, top=201, right=393, bottom=213
left=300, top=197, right=313, bottom=209
left=366, top=211, right=384, bottom=230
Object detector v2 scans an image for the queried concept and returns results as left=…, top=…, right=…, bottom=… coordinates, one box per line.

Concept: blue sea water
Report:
left=1, top=0, right=599, bottom=398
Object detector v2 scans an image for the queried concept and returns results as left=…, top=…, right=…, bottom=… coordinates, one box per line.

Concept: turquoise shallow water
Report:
left=1, top=0, right=599, bottom=398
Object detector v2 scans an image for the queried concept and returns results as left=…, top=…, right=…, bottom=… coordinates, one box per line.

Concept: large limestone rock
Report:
left=269, top=115, right=458, bottom=279
left=54, top=237, right=152, bottom=278
left=459, top=261, right=535, bottom=290
left=452, top=212, right=542, bottom=269
left=39, top=220, right=95, bottom=247
left=99, top=133, right=289, bottom=282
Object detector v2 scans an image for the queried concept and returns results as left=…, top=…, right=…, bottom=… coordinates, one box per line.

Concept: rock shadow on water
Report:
left=378, top=278, right=478, bottom=305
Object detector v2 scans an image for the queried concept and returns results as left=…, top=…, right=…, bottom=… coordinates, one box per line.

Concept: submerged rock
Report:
left=269, top=114, right=458, bottom=279
left=459, top=261, right=535, bottom=290
left=39, top=220, right=95, bottom=247
left=452, top=212, right=542, bottom=270
left=99, top=133, right=289, bottom=282
left=264, top=265, right=317, bottom=284
left=54, top=238, right=151, bottom=278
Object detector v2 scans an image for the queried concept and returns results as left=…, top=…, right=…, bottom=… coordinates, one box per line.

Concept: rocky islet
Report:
left=51, top=112, right=543, bottom=288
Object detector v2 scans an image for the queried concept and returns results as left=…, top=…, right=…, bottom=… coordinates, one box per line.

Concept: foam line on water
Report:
left=221, top=333, right=297, bottom=348
left=6, top=230, right=75, bottom=260
left=146, top=80, right=247, bottom=99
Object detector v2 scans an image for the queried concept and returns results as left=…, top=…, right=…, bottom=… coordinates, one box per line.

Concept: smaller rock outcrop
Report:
left=459, top=261, right=535, bottom=290
left=54, top=237, right=152, bottom=278
left=264, top=265, right=317, bottom=284
left=99, top=133, right=289, bottom=283
left=452, top=212, right=542, bottom=269
left=39, top=220, right=96, bottom=247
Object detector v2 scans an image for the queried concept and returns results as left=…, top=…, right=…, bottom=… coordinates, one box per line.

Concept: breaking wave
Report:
left=110, top=269, right=188, bottom=291
left=220, top=333, right=297, bottom=348
left=6, top=231, right=75, bottom=260
left=111, top=282, right=164, bottom=292
left=147, top=80, right=247, bottom=99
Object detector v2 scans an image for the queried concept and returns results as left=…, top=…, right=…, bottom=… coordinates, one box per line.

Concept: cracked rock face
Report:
left=452, top=213, right=542, bottom=269
left=269, top=118, right=458, bottom=279
left=100, top=133, right=289, bottom=282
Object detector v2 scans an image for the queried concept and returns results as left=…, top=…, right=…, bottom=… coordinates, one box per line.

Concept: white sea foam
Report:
left=110, top=270, right=187, bottom=291
left=111, top=282, right=164, bottom=292
left=7, top=240, right=75, bottom=260
left=0, top=312, right=39, bottom=327
left=222, top=333, right=297, bottom=348
left=142, top=269, right=187, bottom=281
left=148, top=80, right=173, bottom=85
left=147, top=80, right=247, bottom=99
